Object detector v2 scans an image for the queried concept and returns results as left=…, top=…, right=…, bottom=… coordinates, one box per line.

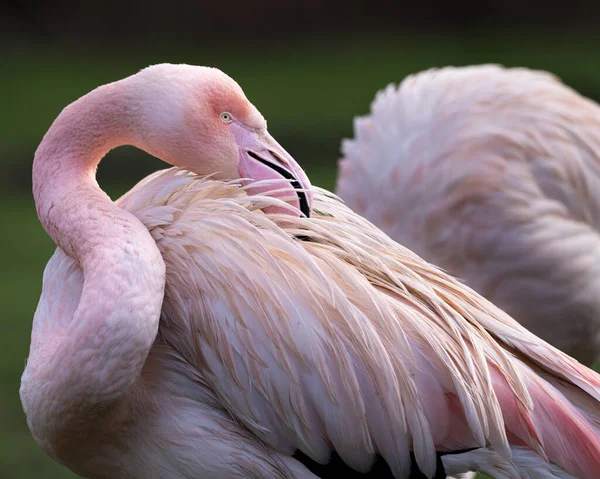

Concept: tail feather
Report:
left=493, top=362, right=600, bottom=479
left=529, top=375, right=600, bottom=479
left=442, top=446, right=579, bottom=479
left=432, top=277, right=600, bottom=477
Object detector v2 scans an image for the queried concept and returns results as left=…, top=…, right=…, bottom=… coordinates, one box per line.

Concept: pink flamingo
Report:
left=22, top=64, right=600, bottom=478
left=337, top=64, right=600, bottom=366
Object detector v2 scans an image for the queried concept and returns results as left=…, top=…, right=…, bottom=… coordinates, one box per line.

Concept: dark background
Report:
left=2, top=2, right=599, bottom=477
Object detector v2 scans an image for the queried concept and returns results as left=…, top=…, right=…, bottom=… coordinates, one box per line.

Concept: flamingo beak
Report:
left=234, top=125, right=313, bottom=217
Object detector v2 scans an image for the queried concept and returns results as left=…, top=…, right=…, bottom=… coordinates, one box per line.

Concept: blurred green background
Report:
left=2, top=1, right=600, bottom=477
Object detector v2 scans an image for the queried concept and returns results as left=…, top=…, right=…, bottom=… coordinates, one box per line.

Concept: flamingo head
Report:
left=130, top=64, right=313, bottom=217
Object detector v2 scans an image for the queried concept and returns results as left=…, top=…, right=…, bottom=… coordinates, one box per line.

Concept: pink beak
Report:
left=234, top=125, right=313, bottom=217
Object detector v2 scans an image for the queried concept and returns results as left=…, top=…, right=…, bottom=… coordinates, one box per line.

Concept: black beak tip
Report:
left=248, top=150, right=311, bottom=219
left=298, top=192, right=311, bottom=218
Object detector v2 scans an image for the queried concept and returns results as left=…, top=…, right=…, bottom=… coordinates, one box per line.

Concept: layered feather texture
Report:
left=337, top=64, right=600, bottom=365
left=108, top=168, right=600, bottom=478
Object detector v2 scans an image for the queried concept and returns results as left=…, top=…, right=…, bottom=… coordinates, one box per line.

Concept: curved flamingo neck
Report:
left=24, top=79, right=166, bottom=459
left=34, top=82, right=133, bottom=255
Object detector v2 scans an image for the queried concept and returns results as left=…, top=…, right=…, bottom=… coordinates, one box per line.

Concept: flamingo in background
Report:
left=21, top=64, right=600, bottom=479
left=337, top=64, right=600, bottom=366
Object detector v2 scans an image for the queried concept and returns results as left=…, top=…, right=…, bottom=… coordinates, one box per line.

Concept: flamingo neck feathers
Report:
left=24, top=80, right=166, bottom=459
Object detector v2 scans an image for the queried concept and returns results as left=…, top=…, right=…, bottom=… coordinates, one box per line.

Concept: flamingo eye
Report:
left=220, top=112, right=233, bottom=123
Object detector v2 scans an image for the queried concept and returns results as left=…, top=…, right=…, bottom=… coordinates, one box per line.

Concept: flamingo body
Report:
left=26, top=168, right=600, bottom=478
left=21, top=64, right=600, bottom=479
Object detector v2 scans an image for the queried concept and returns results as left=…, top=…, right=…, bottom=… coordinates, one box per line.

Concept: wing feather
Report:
left=118, top=170, right=600, bottom=478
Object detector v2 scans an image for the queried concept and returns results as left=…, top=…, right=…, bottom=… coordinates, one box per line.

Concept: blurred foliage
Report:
left=1, top=29, right=599, bottom=478
left=4, top=30, right=600, bottom=192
